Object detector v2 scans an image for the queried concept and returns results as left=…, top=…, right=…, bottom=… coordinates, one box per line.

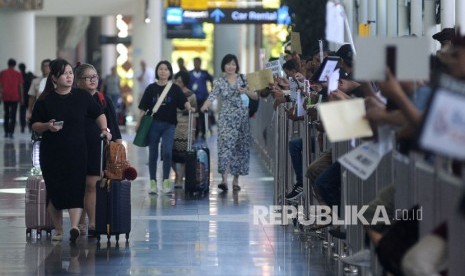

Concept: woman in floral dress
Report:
left=200, top=54, right=258, bottom=191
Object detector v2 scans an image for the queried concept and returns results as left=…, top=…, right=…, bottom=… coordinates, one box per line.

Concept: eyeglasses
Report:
left=81, top=75, right=99, bottom=82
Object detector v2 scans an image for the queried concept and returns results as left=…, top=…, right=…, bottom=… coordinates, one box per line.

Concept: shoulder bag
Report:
left=133, top=81, right=173, bottom=147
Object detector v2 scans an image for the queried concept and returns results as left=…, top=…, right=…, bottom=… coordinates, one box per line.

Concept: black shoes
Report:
left=218, top=183, right=228, bottom=191
left=69, top=228, right=80, bottom=243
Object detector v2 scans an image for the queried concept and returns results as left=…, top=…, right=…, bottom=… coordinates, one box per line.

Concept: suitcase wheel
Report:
left=97, top=235, right=101, bottom=243
left=46, top=230, right=52, bottom=237
left=115, top=235, right=120, bottom=242
left=107, top=234, right=111, bottom=242
left=37, top=232, right=41, bottom=240
left=125, top=233, right=129, bottom=241
left=26, top=228, right=31, bottom=238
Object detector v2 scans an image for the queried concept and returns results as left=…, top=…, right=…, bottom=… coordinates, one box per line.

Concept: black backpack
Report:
left=239, top=74, right=259, bottom=118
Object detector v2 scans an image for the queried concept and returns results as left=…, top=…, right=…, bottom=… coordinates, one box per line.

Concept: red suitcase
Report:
left=25, top=175, right=54, bottom=239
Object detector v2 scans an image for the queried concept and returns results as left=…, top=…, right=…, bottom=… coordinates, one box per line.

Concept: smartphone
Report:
left=386, top=45, right=397, bottom=77
left=53, top=121, right=64, bottom=127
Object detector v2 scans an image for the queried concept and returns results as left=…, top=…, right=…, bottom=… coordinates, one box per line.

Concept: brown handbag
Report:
left=104, top=142, right=130, bottom=180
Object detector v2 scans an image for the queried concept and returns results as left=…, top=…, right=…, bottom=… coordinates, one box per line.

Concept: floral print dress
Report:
left=208, top=74, right=250, bottom=176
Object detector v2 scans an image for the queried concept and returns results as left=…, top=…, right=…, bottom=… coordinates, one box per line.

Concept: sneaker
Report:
left=52, top=232, right=63, bottom=241
left=163, top=179, right=172, bottom=193
left=340, top=249, right=371, bottom=267
left=285, top=184, right=304, bottom=200
left=149, top=180, right=158, bottom=194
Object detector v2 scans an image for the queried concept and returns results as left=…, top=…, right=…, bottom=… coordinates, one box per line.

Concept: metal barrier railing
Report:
left=250, top=99, right=465, bottom=275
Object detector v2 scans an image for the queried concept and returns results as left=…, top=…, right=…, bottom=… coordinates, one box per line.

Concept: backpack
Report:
left=104, top=142, right=130, bottom=180
left=239, top=74, right=259, bottom=118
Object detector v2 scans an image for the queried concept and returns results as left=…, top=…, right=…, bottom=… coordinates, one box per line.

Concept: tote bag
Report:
left=133, top=81, right=173, bottom=147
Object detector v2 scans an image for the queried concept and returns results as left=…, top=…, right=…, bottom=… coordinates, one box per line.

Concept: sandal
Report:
left=218, top=183, right=228, bottom=191
left=233, top=185, right=241, bottom=191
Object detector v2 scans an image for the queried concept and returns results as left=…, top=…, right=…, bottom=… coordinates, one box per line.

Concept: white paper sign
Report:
left=338, top=141, right=383, bottom=180
left=296, top=91, right=306, bottom=117
left=419, top=79, right=465, bottom=159
left=265, top=60, right=282, bottom=77
left=325, top=2, right=345, bottom=44
left=328, top=68, right=340, bottom=94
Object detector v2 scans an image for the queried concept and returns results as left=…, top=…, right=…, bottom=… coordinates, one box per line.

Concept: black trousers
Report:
left=3, top=101, right=18, bottom=135
left=196, top=99, right=206, bottom=138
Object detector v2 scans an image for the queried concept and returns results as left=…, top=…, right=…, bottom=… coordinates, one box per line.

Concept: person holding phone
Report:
left=30, top=58, right=111, bottom=243
left=200, top=54, right=258, bottom=191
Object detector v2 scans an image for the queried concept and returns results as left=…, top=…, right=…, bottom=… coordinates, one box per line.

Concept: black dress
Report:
left=30, top=89, right=103, bottom=210
left=86, top=93, right=122, bottom=176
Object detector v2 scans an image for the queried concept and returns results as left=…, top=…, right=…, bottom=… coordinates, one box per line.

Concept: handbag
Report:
left=133, top=81, right=173, bottom=147
left=104, top=142, right=130, bottom=179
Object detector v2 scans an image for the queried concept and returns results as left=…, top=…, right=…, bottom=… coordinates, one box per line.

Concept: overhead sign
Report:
left=207, top=7, right=290, bottom=24
left=166, top=6, right=291, bottom=26
left=181, top=0, right=208, bottom=10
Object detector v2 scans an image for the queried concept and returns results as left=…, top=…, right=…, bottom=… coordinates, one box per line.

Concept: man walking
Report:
left=0, top=58, right=23, bottom=138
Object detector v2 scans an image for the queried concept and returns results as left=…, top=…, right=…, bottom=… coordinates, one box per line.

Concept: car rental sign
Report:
left=208, top=7, right=291, bottom=24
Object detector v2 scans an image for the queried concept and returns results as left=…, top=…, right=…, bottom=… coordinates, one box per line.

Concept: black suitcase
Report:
left=95, top=139, right=131, bottom=246
left=185, top=111, right=210, bottom=195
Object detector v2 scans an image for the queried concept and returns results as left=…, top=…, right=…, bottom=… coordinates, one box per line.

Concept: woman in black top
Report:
left=137, top=60, right=195, bottom=194
left=30, top=59, right=111, bottom=243
left=74, top=63, right=122, bottom=237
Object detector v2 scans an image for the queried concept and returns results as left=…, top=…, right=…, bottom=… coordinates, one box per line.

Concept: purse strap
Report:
left=151, top=81, right=173, bottom=114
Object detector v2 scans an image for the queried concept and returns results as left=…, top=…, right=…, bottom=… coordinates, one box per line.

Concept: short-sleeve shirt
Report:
left=138, top=82, right=187, bottom=125
left=0, top=68, right=23, bottom=102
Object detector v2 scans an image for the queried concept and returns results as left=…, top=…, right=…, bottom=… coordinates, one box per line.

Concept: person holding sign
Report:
left=200, top=54, right=258, bottom=191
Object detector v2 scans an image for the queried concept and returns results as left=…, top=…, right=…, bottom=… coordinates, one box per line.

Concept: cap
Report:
left=432, top=28, right=456, bottom=42
left=336, top=44, right=353, bottom=68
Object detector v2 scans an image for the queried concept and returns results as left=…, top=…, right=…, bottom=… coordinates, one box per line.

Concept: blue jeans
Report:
left=315, top=162, right=341, bottom=210
left=148, top=120, right=176, bottom=181
left=289, top=138, right=303, bottom=186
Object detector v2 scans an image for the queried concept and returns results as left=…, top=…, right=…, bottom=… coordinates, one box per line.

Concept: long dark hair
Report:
left=39, top=58, right=72, bottom=101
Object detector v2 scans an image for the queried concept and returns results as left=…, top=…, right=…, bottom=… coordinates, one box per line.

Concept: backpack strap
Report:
left=97, top=92, right=106, bottom=107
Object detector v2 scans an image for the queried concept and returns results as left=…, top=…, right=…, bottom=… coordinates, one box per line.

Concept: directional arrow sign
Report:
left=210, top=8, right=225, bottom=23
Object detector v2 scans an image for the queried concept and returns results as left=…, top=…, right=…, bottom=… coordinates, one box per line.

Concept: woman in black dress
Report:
left=74, top=63, right=122, bottom=237
left=30, top=59, right=111, bottom=242
left=74, top=63, right=123, bottom=237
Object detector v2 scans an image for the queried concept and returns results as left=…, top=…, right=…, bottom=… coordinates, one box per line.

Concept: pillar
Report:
left=457, top=0, right=465, bottom=35
left=441, top=0, right=455, bottom=28
left=0, top=10, right=35, bottom=71
left=387, top=0, right=398, bottom=37
left=398, top=0, right=409, bottom=36
left=410, top=0, right=423, bottom=36
left=377, top=0, right=387, bottom=36
left=425, top=0, right=440, bottom=53
left=368, top=0, right=377, bottom=36
left=213, top=25, right=241, bottom=78
left=101, top=16, right=117, bottom=77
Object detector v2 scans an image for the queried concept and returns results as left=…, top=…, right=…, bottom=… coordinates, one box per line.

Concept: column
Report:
left=398, top=0, right=409, bottom=36
left=368, top=0, right=377, bottom=36
left=34, top=17, right=57, bottom=74
left=0, top=10, right=35, bottom=71
left=425, top=0, right=440, bottom=53
left=377, top=0, right=387, bottom=37
left=441, top=0, right=455, bottom=28
left=387, top=0, right=398, bottom=37
left=410, top=0, right=423, bottom=36
left=131, top=0, right=163, bottom=117
left=213, top=25, right=241, bottom=78
left=343, top=0, right=355, bottom=40
left=457, top=0, right=465, bottom=35
left=101, top=16, right=117, bottom=77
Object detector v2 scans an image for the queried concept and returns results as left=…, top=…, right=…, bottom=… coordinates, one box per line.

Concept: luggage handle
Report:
left=187, top=110, right=193, bottom=151
left=100, top=137, right=108, bottom=184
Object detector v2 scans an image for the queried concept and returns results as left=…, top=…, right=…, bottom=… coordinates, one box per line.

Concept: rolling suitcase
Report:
left=185, top=111, right=210, bottom=195
left=95, top=139, right=131, bottom=245
left=25, top=140, right=54, bottom=239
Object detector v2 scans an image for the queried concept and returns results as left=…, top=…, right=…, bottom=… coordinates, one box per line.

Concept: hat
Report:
left=336, top=44, right=353, bottom=68
left=432, top=28, right=456, bottom=42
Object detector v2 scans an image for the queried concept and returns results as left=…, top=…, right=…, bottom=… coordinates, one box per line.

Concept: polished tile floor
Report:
left=0, top=125, right=343, bottom=275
